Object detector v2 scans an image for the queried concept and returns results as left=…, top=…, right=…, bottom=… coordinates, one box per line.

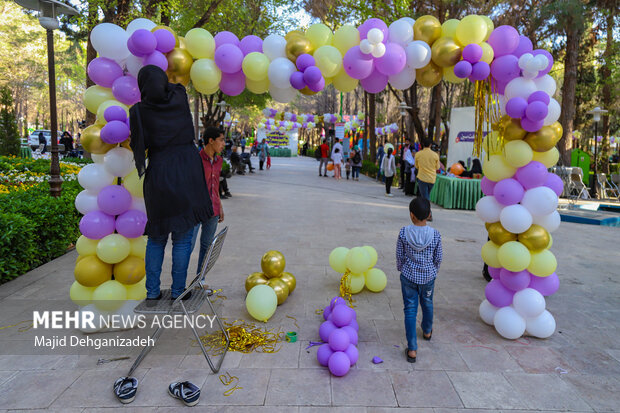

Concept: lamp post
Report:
left=15, top=0, right=78, bottom=197
left=586, top=106, right=608, bottom=197
left=397, top=101, right=411, bottom=189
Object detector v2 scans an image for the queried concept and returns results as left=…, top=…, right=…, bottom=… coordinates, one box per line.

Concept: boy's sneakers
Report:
left=171, top=291, right=192, bottom=301
left=168, top=381, right=200, bottom=406
left=385, top=193, right=394, bottom=197
left=114, top=377, right=138, bottom=404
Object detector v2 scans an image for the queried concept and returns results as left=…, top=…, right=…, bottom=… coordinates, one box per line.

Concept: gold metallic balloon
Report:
left=81, top=124, right=116, bottom=154
left=285, top=30, right=305, bottom=41
left=168, top=72, right=191, bottom=86
left=485, top=222, right=492, bottom=231
left=487, top=222, right=517, bottom=245
left=431, top=37, right=462, bottom=67
left=245, top=272, right=269, bottom=292
left=300, top=86, right=318, bottom=96
left=524, top=123, right=562, bottom=152
left=178, top=36, right=187, bottom=49
left=267, top=278, right=289, bottom=305
left=286, top=35, right=313, bottom=62
left=120, top=139, right=131, bottom=150
left=416, top=61, right=443, bottom=88
left=518, top=224, right=551, bottom=251
left=414, top=15, right=442, bottom=45
left=261, top=250, right=286, bottom=278
left=550, top=121, right=563, bottom=140
left=166, top=48, right=194, bottom=75
left=503, top=118, right=527, bottom=141
left=279, top=272, right=296, bottom=293
left=152, top=25, right=179, bottom=47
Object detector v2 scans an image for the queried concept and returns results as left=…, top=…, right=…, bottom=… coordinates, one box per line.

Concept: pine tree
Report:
left=0, top=87, right=20, bottom=156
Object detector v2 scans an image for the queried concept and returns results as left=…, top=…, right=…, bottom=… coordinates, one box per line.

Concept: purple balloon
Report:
left=328, top=351, right=351, bottom=376
left=214, top=31, right=240, bottom=47
left=491, top=55, right=520, bottom=83
left=344, top=344, right=359, bottom=366
left=214, top=44, right=244, bottom=74
left=307, top=76, right=326, bottom=93
left=526, top=101, right=549, bottom=122
left=349, top=318, right=359, bottom=332
left=290, top=71, right=306, bottom=90
left=303, top=66, right=322, bottom=85
left=115, top=209, right=147, bottom=238
left=516, top=161, right=548, bottom=189
left=317, top=343, right=334, bottom=367
left=462, top=44, right=483, bottom=63
left=104, top=106, right=127, bottom=123
left=79, top=211, right=115, bottom=240
left=485, top=279, right=515, bottom=307
left=87, top=57, right=123, bottom=88
left=323, top=305, right=332, bottom=321
left=499, top=269, right=531, bottom=292
left=513, top=35, right=533, bottom=58
left=361, top=68, right=388, bottom=94
left=375, top=43, right=406, bottom=76
left=520, top=117, right=544, bottom=133
left=319, top=320, right=337, bottom=342
left=97, top=185, right=132, bottom=216
left=481, top=176, right=496, bottom=196
left=328, top=328, right=350, bottom=352
left=296, top=54, right=315, bottom=71
left=489, top=266, right=501, bottom=280
left=331, top=304, right=355, bottom=327
left=100, top=120, right=130, bottom=144
left=454, top=60, right=473, bottom=78
left=143, top=51, right=169, bottom=71
left=219, top=70, right=245, bottom=96
left=528, top=91, right=550, bottom=105
left=544, top=173, right=563, bottom=196
left=358, top=18, right=389, bottom=41
left=343, top=46, right=375, bottom=80
left=112, top=76, right=140, bottom=106
left=529, top=272, right=559, bottom=296
left=491, top=78, right=508, bottom=95
left=506, top=97, right=528, bottom=119
left=487, top=25, right=519, bottom=57
left=469, top=61, right=490, bottom=81
left=341, top=325, right=358, bottom=345
left=532, top=49, right=553, bottom=77
left=239, top=35, right=263, bottom=55
left=153, top=29, right=175, bottom=53
left=494, top=178, right=525, bottom=205
left=129, top=29, right=157, bottom=56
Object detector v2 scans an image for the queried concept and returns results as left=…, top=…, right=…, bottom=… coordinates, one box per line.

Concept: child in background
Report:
left=396, top=197, right=442, bottom=363
left=332, top=147, right=343, bottom=180
left=345, top=157, right=352, bottom=179
left=266, top=154, right=271, bottom=169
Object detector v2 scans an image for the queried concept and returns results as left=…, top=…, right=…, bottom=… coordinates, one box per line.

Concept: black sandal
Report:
left=405, top=349, right=416, bottom=363
left=114, top=376, right=138, bottom=404
left=423, top=330, right=433, bottom=341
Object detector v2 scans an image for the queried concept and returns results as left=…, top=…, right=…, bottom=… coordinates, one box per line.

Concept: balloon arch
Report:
left=74, top=15, right=561, bottom=339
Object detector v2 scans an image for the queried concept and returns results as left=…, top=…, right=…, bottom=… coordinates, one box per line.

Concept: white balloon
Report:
left=505, top=77, right=538, bottom=101
left=475, top=195, right=504, bottom=223
left=521, top=186, right=558, bottom=217
left=131, top=196, right=146, bottom=214
left=534, top=74, right=557, bottom=97
left=500, top=204, right=533, bottom=234
left=513, top=288, right=546, bottom=318
left=90, top=23, right=130, bottom=61
left=126, top=18, right=156, bottom=35
left=498, top=94, right=508, bottom=115
left=405, top=41, right=431, bottom=69
left=533, top=210, right=561, bottom=232
left=399, top=17, right=415, bottom=27
left=104, top=147, right=134, bottom=178
left=126, top=54, right=144, bottom=78
left=479, top=299, right=499, bottom=325
left=360, top=39, right=373, bottom=54
left=493, top=306, right=526, bottom=339
left=269, top=85, right=297, bottom=103
left=78, top=163, right=115, bottom=192
left=75, top=190, right=99, bottom=215
left=522, top=69, right=538, bottom=80
left=388, top=20, right=413, bottom=47
left=367, top=28, right=384, bottom=45
left=543, top=98, right=561, bottom=126
left=371, top=43, right=386, bottom=58
left=388, top=68, right=416, bottom=90
left=268, top=57, right=296, bottom=89
left=534, top=54, right=548, bottom=71
left=91, top=154, right=106, bottom=164
left=525, top=310, right=556, bottom=338
left=518, top=53, right=533, bottom=70
left=263, top=34, right=287, bottom=61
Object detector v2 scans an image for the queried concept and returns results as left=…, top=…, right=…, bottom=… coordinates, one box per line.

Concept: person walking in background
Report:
left=60, top=131, right=74, bottom=156
left=381, top=147, right=396, bottom=196
left=345, top=157, right=352, bottom=180
left=414, top=139, right=440, bottom=201
left=403, top=143, right=416, bottom=195
left=351, top=146, right=362, bottom=181
left=332, top=147, right=343, bottom=180
left=376, top=141, right=385, bottom=182
left=318, top=138, right=330, bottom=177
left=240, top=135, right=246, bottom=153
left=258, top=139, right=269, bottom=170
left=38, top=132, right=47, bottom=154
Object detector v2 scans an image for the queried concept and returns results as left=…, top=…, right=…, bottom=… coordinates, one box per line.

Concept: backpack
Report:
left=315, top=146, right=322, bottom=160
left=353, top=152, right=361, bottom=164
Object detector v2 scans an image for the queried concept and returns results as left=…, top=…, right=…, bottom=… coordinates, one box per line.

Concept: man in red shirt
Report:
left=319, top=138, right=330, bottom=177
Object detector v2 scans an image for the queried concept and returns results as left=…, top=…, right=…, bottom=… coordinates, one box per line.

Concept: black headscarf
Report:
left=471, top=158, right=483, bottom=174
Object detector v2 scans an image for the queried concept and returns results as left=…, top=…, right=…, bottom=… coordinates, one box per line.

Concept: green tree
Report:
left=0, top=87, right=21, bottom=155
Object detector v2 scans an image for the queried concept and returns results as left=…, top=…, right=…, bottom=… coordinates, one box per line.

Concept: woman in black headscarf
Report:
left=130, top=65, right=213, bottom=303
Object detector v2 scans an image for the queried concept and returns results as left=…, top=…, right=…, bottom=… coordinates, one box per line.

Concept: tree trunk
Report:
left=600, top=9, right=614, bottom=174
left=85, top=1, right=98, bottom=127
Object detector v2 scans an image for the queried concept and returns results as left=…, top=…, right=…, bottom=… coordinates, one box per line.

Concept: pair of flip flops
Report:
left=114, top=378, right=200, bottom=407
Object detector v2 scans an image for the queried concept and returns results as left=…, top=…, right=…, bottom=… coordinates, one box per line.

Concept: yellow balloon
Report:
left=97, top=234, right=131, bottom=264
left=524, top=122, right=562, bottom=152
left=93, top=280, right=127, bottom=311
left=76, top=235, right=98, bottom=256
left=246, top=77, right=270, bottom=94
left=329, top=247, right=350, bottom=273
left=246, top=284, right=278, bottom=322
left=349, top=272, right=365, bottom=294
left=306, top=23, right=333, bottom=50
left=126, top=278, right=147, bottom=301
left=481, top=240, right=501, bottom=268
left=528, top=250, right=557, bottom=277
left=548, top=234, right=553, bottom=248
left=242, top=52, right=270, bottom=81
left=81, top=124, right=116, bottom=155
left=75, top=255, right=112, bottom=287
left=129, top=236, right=147, bottom=259
left=332, top=68, right=358, bottom=92
left=96, top=100, right=129, bottom=123
left=123, top=169, right=144, bottom=198
left=70, top=281, right=96, bottom=306
left=480, top=42, right=495, bottom=64
left=184, top=28, right=215, bottom=59
left=482, top=154, right=517, bottom=182
left=441, top=19, right=460, bottom=38
left=333, top=25, right=360, bottom=55
left=456, top=15, right=487, bottom=46
left=443, top=65, right=466, bottom=84
left=346, top=247, right=371, bottom=274
left=532, top=147, right=560, bottom=168
left=504, top=140, right=534, bottom=168
left=483, top=131, right=502, bottom=155
left=178, top=36, right=187, bottom=49
left=113, top=255, right=145, bottom=285
left=313, top=45, right=342, bottom=78
left=190, top=58, right=222, bottom=94
left=279, top=272, right=297, bottom=293
left=166, top=48, right=194, bottom=76
left=261, top=250, right=286, bottom=278
left=245, top=272, right=269, bottom=292
left=285, top=35, right=313, bottom=61
left=431, top=37, right=462, bottom=67
left=362, top=245, right=378, bottom=268
left=481, top=16, right=494, bottom=41
left=414, top=15, right=442, bottom=45
left=487, top=222, right=517, bottom=245
left=416, top=61, right=443, bottom=88
left=518, top=225, right=551, bottom=252
left=267, top=278, right=289, bottom=305
left=76, top=254, right=87, bottom=263
left=84, top=85, right=114, bottom=114
left=364, top=268, right=387, bottom=292
left=497, top=241, right=531, bottom=272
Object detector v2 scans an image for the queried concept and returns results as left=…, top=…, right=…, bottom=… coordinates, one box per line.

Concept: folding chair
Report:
left=611, top=174, right=620, bottom=199
left=598, top=173, right=619, bottom=199
left=127, top=226, right=230, bottom=377
left=568, top=167, right=591, bottom=201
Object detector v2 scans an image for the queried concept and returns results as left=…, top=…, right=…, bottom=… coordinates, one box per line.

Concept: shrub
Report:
left=0, top=212, right=37, bottom=280
left=61, top=157, right=93, bottom=165
left=0, top=87, right=20, bottom=156
left=361, top=159, right=378, bottom=176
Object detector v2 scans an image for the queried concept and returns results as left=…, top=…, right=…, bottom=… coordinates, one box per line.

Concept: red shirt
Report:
left=200, top=149, right=222, bottom=217
left=320, top=143, right=330, bottom=158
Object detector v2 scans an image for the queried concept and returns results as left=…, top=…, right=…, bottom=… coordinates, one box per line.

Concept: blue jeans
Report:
left=191, top=216, right=219, bottom=275
left=352, top=166, right=360, bottom=179
left=145, top=227, right=196, bottom=298
left=417, top=179, right=434, bottom=200
left=400, top=275, right=434, bottom=351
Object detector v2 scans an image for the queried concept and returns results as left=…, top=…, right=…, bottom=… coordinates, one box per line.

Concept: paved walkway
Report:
left=0, top=156, right=618, bottom=412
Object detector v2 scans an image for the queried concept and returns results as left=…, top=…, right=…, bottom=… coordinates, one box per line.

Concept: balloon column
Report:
left=317, top=297, right=359, bottom=376
left=375, top=123, right=399, bottom=136
left=329, top=246, right=387, bottom=303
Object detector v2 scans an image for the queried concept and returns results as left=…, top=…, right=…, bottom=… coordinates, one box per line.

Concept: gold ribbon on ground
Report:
left=193, top=319, right=283, bottom=355
left=339, top=270, right=356, bottom=308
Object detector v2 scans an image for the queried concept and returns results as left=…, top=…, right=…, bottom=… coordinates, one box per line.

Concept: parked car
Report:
left=28, top=130, right=62, bottom=151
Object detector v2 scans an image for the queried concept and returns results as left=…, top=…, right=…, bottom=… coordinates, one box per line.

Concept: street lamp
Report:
left=397, top=101, right=411, bottom=189
left=14, top=0, right=79, bottom=197
left=586, top=106, right=608, bottom=197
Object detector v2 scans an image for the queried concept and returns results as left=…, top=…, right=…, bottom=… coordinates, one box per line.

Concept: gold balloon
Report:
left=503, top=118, right=527, bottom=141
left=416, top=61, right=443, bottom=88
left=518, top=224, right=551, bottom=251
left=178, top=36, right=187, bottom=49
left=286, top=35, right=313, bottom=62
left=431, top=37, right=462, bottom=67
left=166, top=48, right=194, bottom=76
left=279, top=272, right=296, bottom=293
left=261, top=250, right=286, bottom=278
left=152, top=25, right=179, bottom=47
left=285, top=30, right=305, bottom=41
left=524, top=123, right=562, bottom=152
left=300, top=86, right=318, bottom=96
left=485, top=222, right=492, bottom=231
left=120, top=139, right=131, bottom=150
left=245, top=272, right=269, bottom=292
left=168, top=72, right=191, bottom=86
left=113, top=256, right=145, bottom=285
left=81, top=124, right=116, bottom=155
left=267, top=278, right=289, bottom=305
left=414, top=15, right=442, bottom=45
left=487, top=222, right=518, bottom=245
left=550, top=121, right=563, bottom=140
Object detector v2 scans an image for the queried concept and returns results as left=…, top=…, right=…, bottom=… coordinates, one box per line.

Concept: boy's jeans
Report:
left=192, top=216, right=219, bottom=275
left=400, top=274, right=434, bottom=351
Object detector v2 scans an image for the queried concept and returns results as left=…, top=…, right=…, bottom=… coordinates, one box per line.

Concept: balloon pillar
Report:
left=317, top=297, right=359, bottom=376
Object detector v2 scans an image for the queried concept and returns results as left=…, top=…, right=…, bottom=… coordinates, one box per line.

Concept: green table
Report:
left=429, top=174, right=483, bottom=210
left=20, top=146, right=32, bottom=158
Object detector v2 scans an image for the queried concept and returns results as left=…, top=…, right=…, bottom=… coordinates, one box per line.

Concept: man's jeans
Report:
left=319, top=157, right=329, bottom=175
left=145, top=227, right=195, bottom=299
left=400, top=275, right=434, bottom=351
left=192, top=216, right=219, bottom=275
left=352, top=166, right=360, bottom=179
left=417, top=179, right=434, bottom=200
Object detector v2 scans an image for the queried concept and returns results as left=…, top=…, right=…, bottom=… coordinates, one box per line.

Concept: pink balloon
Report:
left=214, top=44, right=244, bottom=74
left=87, top=57, right=123, bottom=88
left=239, top=35, right=263, bottom=55
left=129, top=29, right=157, bottom=56
left=529, top=272, right=559, bottom=296
left=499, top=269, right=531, bottom=292
left=515, top=161, right=548, bottom=189
left=97, top=185, right=132, bottom=216
left=544, top=173, right=563, bottom=196
left=360, top=68, right=388, bottom=94
left=343, top=46, right=375, bottom=80
left=104, top=106, right=128, bottom=123
left=115, top=209, right=147, bottom=238
left=490, top=55, right=520, bottom=83
left=344, top=344, right=359, bottom=366
left=219, top=70, right=245, bottom=96
left=317, top=343, right=334, bottom=367
left=79, top=211, right=115, bottom=240
left=485, top=279, right=514, bottom=307
left=143, top=51, right=168, bottom=71
left=328, top=351, right=351, bottom=376
left=487, top=25, right=519, bottom=57
left=513, top=35, right=533, bottom=58
left=153, top=29, right=175, bottom=53
left=375, top=43, right=406, bottom=76
left=506, top=97, right=528, bottom=119
left=481, top=176, right=496, bottom=196
left=520, top=117, right=544, bottom=133
left=112, top=76, right=140, bottom=106
left=319, top=320, right=337, bottom=342
left=214, top=31, right=240, bottom=47
left=493, top=178, right=525, bottom=205
left=100, top=120, right=130, bottom=144
left=358, top=18, right=388, bottom=41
